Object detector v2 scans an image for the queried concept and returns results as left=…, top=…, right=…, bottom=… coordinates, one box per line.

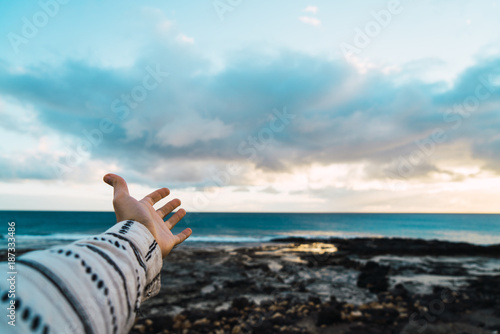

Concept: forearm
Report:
left=0, top=220, right=162, bottom=334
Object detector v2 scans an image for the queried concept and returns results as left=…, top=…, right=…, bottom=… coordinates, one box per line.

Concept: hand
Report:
left=103, top=173, right=192, bottom=258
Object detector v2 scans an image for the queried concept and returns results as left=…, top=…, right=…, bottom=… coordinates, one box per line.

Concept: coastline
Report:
left=2, top=237, right=498, bottom=333
left=129, top=237, right=500, bottom=334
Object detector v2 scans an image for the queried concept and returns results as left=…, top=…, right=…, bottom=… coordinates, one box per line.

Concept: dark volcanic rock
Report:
left=126, top=239, right=500, bottom=334
left=251, top=319, right=274, bottom=334
left=308, top=295, right=321, bottom=305
left=316, top=305, right=342, bottom=326
left=364, top=307, right=399, bottom=325
left=316, top=296, right=343, bottom=326
left=271, top=236, right=500, bottom=258
left=392, top=283, right=409, bottom=299
left=357, top=261, right=390, bottom=293
left=232, top=296, right=252, bottom=310
left=466, top=275, right=500, bottom=310
left=145, top=315, right=173, bottom=332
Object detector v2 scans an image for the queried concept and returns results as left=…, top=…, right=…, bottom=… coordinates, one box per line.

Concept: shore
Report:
left=3, top=237, right=499, bottom=333
left=128, top=237, right=500, bottom=334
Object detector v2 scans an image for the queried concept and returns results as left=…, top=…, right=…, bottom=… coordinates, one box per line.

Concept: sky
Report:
left=0, top=0, right=500, bottom=212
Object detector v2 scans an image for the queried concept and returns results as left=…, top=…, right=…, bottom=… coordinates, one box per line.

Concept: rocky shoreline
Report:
left=129, top=237, right=500, bottom=334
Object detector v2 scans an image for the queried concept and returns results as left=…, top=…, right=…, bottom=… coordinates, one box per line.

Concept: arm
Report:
left=0, top=174, right=192, bottom=334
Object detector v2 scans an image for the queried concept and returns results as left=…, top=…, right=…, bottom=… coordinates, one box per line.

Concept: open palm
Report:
left=103, top=173, right=192, bottom=258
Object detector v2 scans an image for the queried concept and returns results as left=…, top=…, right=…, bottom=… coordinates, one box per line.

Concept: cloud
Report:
left=157, top=20, right=173, bottom=33
left=0, top=154, right=55, bottom=181
left=233, top=187, right=249, bottom=192
left=0, top=37, right=499, bottom=189
left=177, top=33, right=194, bottom=44
left=155, top=116, right=233, bottom=147
left=141, top=7, right=173, bottom=34
left=261, top=186, right=280, bottom=194
left=304, top=6, right=318, bottom=13
left=299, top=16, right=321, bottom=26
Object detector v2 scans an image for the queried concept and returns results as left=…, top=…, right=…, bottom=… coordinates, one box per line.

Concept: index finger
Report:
left=141, top=188, right=170, bottom=206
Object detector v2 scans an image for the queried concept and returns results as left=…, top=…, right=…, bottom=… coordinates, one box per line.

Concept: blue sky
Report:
left=1, top=0, right=500, bottom=212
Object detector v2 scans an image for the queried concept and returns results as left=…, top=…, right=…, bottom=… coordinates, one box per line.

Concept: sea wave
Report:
left=5, top=229, right=498, bottom=250
left=0, top=233, right=95, bottom=250
left=185, top=235, right=276, bottom=243
left=5, top=233, right=272, bottom=243
left=274, top=230, right=383, bottom=239
left=3, top=231, right=375, bottom=245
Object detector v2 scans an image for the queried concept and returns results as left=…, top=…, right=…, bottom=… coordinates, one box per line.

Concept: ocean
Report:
left=0, top=211, right=499, bottom=250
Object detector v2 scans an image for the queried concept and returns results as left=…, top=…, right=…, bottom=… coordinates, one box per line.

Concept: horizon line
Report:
left=0, top=210, right=499, bottom=215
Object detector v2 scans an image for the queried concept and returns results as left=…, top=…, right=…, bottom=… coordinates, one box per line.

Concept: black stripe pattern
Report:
left=134, top=269, right=141, bottom=313
left=145, top=241, right=158, bottom=261
left=18, top=259, right=94, bottom=334
left=104, top=232, right=147, bottom=272
left=76, top=243, right=132, bottom=322
left=118, top=220, right=135, bottom=235
left=51, top=248, right=120, bottom=333
left=0, top=288, right=50, bottom=333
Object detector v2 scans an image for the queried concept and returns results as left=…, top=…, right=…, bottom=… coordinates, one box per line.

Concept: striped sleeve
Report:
left=0, top=220, right=163, bottom=334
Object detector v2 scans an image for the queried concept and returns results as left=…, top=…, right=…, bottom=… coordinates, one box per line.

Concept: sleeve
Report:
left=0, top=220, right=163, bottom=334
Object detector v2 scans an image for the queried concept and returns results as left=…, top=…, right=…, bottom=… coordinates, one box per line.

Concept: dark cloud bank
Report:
left=0, top=42, right=499, bottom=186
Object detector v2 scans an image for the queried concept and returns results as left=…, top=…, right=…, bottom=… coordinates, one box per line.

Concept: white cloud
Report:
left=299, top=16, right=321, bottom=26
left=142, top=7, right=173, bottom=33
left=157, top=20, right=173, bottom=33
left=177, top=33, right=195, bottom=44
left=304, top=6, right=318, bottom=13
left=382, top=64, right=401, bottom=75
left=345, top=55, right=377, bottom=74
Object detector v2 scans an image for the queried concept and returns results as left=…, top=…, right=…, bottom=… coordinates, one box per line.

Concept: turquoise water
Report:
left=0, top=211, right=499, bottom=250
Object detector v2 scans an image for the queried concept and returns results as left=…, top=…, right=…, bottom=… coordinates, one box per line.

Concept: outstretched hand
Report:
left=103, top=173, right=192, bottom=258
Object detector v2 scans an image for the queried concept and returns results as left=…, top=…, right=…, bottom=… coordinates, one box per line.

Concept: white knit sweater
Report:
left=0, top=220, right=162, bottom=334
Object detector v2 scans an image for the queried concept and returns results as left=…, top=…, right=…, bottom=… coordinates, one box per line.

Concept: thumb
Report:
left=103, top=173, right=130, bottom=197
